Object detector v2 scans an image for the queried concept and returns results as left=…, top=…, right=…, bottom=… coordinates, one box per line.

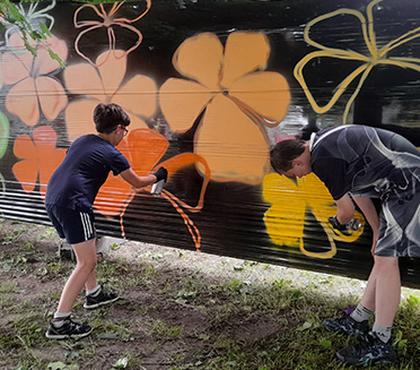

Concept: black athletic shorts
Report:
left=46, top=205, right=96, bottom=245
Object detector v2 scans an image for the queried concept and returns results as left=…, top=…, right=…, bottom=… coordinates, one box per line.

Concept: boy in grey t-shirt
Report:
left=270, top=125, right=420, bottom=366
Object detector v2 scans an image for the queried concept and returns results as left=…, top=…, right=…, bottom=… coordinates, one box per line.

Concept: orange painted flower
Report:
left=64, top=49, right=157, bottom=141
left=2, top=32, right=68, bottom=126
left=160, top=31, right=291, bottom=184
left=94, top=128, right=210, bottom=250
left=73, top=0, right=152, bottom=66
left=12, top=126, right=66, bottom=196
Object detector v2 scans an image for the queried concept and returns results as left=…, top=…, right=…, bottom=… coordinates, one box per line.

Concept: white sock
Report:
left=86, top=284, right=101, bottom=297
left=52, top=311, right=71, bottom=327
left=350, top=303, right=373, bottom=322
left=372, top=324, right=392, bottom=343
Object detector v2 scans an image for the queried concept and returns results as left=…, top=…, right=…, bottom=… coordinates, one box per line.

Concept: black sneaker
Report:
left=83, top=285, right=119, bottom=309
left=323, top=313, right=369, bottom=338
left=46, top=317, right=92, bottom=339
left=336, top=331, right=396, bottom=367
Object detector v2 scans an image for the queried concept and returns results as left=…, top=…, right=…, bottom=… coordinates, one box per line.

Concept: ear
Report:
left=292, top=158, right=302, bottom=167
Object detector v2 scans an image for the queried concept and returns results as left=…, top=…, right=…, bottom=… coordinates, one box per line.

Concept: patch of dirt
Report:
left=1, top=219, right=419, bottom=370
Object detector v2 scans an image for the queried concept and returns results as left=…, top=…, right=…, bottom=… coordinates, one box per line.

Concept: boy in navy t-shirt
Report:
left=45, top=103, right=167, bottom=339
left=270, top=125, right=419, bottom=366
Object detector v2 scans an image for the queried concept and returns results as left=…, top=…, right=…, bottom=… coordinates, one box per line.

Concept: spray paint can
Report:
left=150, top=179, right=165, bottom=196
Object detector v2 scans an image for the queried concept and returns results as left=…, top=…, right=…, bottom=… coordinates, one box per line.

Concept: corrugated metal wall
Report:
left=0, top=0, right=419, bottom=286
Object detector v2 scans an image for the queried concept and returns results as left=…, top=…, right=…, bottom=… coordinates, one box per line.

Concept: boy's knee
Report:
left=374, top=256, right=398, bottom=270
left=76, top=258, right=97, bottom=272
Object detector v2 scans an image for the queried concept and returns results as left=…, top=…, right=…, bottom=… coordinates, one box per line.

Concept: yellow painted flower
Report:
left=160, top=31, right=291, bottom=184
left=263, top=173, right=364, bottom=259
left=294, top=0, right=420, bottom=124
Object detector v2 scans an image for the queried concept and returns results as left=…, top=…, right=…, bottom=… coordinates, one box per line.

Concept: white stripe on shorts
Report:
left=85, top=213, right=93, bottom=236
left=80, top=212, right=88, bottom=240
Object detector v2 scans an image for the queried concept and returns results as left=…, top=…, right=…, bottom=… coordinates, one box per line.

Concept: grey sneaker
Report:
left=323, top=313, right=369, bottom=338
left=83, top=285, right=119, bottom=309
left=46, top=317, right=92, bottom=339
left=336, top=331, right=396, bottom=367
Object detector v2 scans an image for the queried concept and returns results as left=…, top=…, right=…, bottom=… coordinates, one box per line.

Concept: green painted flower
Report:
left=0, top=111, right=10, bottom=159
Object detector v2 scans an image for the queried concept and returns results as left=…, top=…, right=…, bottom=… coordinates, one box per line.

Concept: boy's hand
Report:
left=329, top=216, right=348, bottom=232
left=153, top=167, right=168, bottom=182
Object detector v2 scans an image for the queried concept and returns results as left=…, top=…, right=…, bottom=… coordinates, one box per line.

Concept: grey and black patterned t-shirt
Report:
left=310, top=125, right=420, bottom=200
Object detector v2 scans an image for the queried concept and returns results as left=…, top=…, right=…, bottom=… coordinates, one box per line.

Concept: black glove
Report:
left=153, top=167, right=168, bottom=182
left=328, top=216, right=348, bottom=232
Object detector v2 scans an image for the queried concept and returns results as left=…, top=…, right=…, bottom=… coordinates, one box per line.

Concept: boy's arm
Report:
left=119, top=167, right=168, bottom=190
left=335, top=193, right=355, bottom=224
left=119, top=168, right=157, bottom=189
left=351, top=196, right=380, bottom=255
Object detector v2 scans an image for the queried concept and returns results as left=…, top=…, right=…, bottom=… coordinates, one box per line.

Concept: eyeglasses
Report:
left=117, top=125, right=128, bottom=137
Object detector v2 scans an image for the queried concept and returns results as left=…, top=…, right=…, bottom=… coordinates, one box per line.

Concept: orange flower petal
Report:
left=13, top=134, right=35, bottom=159
left=159, top=152, right=211, bottom=211
left=95, top=174, right=133, bottom=217
left=127, top=129, right=168, bottom=175
left=33, top=127, right=66, bottom=195
left=196, top=95, right=269, bottom=184
left=172, top=33, right=224, bottom=90
left=36, top=76, right=68, bottom=121
left=112, top=74, right=157, bottom=118
left=34, top=36, right=68, bottom=76
left=6, top=78, right=40, bottom=126
left=65, top=99, right=100, bottom=141
left=221, top=32, right=270, bottom=88
left=32, top=126, right=58, bottom=148
left=229, top=71, right=291, bottom=122
left=63, top=63, right=104, bottom=100
left=12, top=159, right=38, bottom=193
left=96, top=50, right=127, bottom=96
left=159, top=78, right=213, bottom=133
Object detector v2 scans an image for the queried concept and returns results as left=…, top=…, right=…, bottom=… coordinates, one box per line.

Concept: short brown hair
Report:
left=270, top=139, right=305, bottom=173
left=93, top=103, right=130, bottom=134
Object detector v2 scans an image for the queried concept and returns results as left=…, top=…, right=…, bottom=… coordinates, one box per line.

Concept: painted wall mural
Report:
left=0, top=0, right=418, bottom=286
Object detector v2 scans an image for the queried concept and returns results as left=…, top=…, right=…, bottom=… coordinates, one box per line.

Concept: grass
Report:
left=0, top=220, right=419, bottom=369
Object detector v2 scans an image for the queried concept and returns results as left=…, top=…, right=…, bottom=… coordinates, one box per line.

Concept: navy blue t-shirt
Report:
left=45, top=135, right=130, bottom=210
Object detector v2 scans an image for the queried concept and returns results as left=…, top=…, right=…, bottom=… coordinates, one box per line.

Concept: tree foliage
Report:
left=0, top=0, right=120, bottom=66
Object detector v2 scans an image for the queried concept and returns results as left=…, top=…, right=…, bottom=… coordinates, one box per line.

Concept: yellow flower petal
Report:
left=264, top=205, right=305, bottom=248
left=160, top=78, right=213, bottom=133
left=112, top=74, right=157, bottom=118
left=195, top=95, right=269, bottom=184
left=221, top=32, right=270, bottom=88
left=172, top=33, right=224, bottom=90
left=263, top=174, right=306, bottom=247
left=229, top=71, right=290, bottom=122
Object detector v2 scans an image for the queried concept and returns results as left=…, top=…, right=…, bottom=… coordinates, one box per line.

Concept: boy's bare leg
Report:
left=360, top=265, right=377, bottom=312
left=372, top=256, right=400, bottom=326
left=84, top=238, right=98, bottom=292
left=56, top=238, right=97, bottom=313
left=85, top=269, right=98, bottom=293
